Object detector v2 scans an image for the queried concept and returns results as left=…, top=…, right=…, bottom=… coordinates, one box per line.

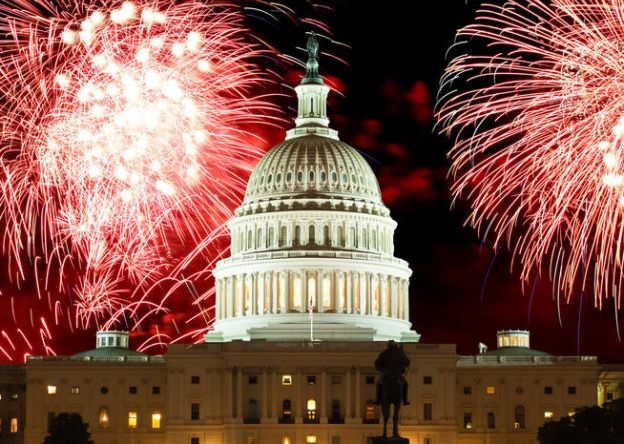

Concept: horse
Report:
left=379, top=367, right=404, bottom=439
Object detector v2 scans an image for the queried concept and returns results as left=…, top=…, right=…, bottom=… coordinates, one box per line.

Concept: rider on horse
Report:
left=374, top=340, right=410, bottom=405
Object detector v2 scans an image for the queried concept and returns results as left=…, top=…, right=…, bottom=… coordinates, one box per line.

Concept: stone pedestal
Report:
left=372, top=437, right=409, bottom=444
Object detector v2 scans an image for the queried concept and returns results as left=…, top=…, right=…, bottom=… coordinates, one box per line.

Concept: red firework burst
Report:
left=438, top=0, right=624, bottom=319
left=0, top=0, right=291, bottom=359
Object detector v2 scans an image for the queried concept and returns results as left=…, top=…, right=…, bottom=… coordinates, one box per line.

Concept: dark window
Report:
left=248, top=376, right=258, bottom=385
left=247, top=399, right=258, bottom=419
left=487, top=412, right=496, bottom=429
left=152, top=386, right=160, bottom=394
left=100, top=387, right=108, bottom=395
left=191, top=403, right=200, bottom=420
left=423, top=376, right=432, bottom=384
left=365, top=376, right=375, bottom=385
left=607, top=392, right=614, bottom=401
left=514, top=405, right=526, bottom=429
left=129, top=386, right=137, bottom=394
left=191, top=376, right=200, bottom=384
left=515, top=386, right=524, bottom=395
left=463, top=412, right=472, bottom=428
left=47, top=412, right=55, bottom=429
left=307, top=376, right=316, bottom=385
left=424, top=439, right=432, bottom=444
left=544, top=386, right=553, bottom=395
left=463, top=386, right=472, bottom=395
left=568, top=386, right=576, bottom=395
left=331, top=399, right=341, bottom=419
left=331, top=375, right=341, bottom=385
left=424, top=403, right=432, bottom=421
left=282, top=399, right=292, bottom=419
left=191, top=438, right=200, bottom=444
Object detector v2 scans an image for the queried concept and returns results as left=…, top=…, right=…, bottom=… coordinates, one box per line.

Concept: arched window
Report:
left=307, top=399, right=317, bottom=420
left=282, top=399, right=292, bottom=419
left=268, top=226, right=274, bottom=247
left=337, top=226, right=344, bottom=247
left=362, top=228, right=368, bottom=248
left=350, top=227, right=356, bottom=247
left=323, top=225, right=330, bottom=246
left=514, top=405, right=525, bottom=429
left=309, top=225, right=315, bottom=245
left=294, top=226, right=301, bottom=246
left=279, top=226, right=287, bottom=247
left=99, top=406, right=109, bottom=428
left=256, top=227, right=262, bottom=248
left=247, top=229, right=253, bottom=249
left=371, top=229, right=377, bottom=250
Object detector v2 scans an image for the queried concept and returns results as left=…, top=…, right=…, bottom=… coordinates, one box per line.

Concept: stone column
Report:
left=227, top=277, right=234, bottom=319
left=333, top=271, right=341, bottom=313
left=317, top=270, right=323, bottom=313
left=261, top=368, right=268, bottom=421
left=250, top=273, right=257, bottom=315
left=346, top=272, right=352, bottom=314
left=258, top=272, right=265, bottom=315
left=270, top=368, right=278, bottom=419
left=320, top=370, right=327, bottom=422
left=355, top=367, right=361, bottom=418
left=271, top=272, right=278, bottom=314
left=236, top=368, right=243, bottom=420
left=295, top=369, right=302, bottom=422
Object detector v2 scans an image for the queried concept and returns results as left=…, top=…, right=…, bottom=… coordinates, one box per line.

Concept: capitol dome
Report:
left=205, top=34, right=420, bottom=343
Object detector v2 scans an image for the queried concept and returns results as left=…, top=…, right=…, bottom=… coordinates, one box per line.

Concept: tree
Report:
left=42, top=413, right=93, bottom=444
left=538, top=398, right=624, bottom=444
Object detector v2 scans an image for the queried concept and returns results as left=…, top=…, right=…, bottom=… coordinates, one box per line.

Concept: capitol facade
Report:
left=0, top=36, right=621, bottom=444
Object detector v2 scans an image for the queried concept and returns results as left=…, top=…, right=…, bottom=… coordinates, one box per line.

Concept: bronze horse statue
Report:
left=379, top=360, right=404, bottom=439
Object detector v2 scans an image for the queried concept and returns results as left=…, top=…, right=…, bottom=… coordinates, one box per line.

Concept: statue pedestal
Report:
left=372, top=437, right=409, bottom=444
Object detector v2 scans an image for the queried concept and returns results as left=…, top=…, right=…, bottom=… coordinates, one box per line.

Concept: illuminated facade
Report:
left=6, top=36, right=619, bottom=444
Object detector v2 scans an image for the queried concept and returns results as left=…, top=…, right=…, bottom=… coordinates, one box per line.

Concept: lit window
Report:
left=463, top=412, right=472, bottom=429
left=47, top=385, right=57, bottom=394
left=307, top=376, right=316, bottom=385
left=365, top=401, right=375, bottom=420
left=71, top=386, right=80, bottom=394
left=568, top=411, right=575, bottom=417
left=486, top=386, right=496, bottom=395
left=307, top=399, right=317, bottom=420
left=11, top=393, right=18, bottom=400
left=282, top=437, right=291, bottom=444
left=248, top=437, right=257, bottom=444
left=281, top=375, right=292, bottom=385
left=306, top=436, right=317, bottom=443
left=128, top=411, right=137, bottom=428
left=10, top=418, right=17, bottom=433
left=99, top=406, right=109, bottom=428
left=544, top=411, right=554, bottom=419
left=151, top=412, right=161, bottom=429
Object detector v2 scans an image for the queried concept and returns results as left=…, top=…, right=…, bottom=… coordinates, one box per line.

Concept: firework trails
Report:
left=438, top=0, right=624, bottom=315
left=0, top=0, right=329, bottom=360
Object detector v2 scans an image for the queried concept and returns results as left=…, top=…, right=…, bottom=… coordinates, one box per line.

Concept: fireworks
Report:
left=0, top=0, right=325, bottom=360
left=437, top=0, right=624, bottom=312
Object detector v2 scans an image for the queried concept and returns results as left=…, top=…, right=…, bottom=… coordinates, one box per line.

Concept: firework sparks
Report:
left=437, top=0, right=624, bottom=314
left=0, top=0, right=296, bottom=360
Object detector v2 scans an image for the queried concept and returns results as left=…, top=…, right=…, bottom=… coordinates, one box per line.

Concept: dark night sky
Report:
left=332, top=0, right=624, bottom=362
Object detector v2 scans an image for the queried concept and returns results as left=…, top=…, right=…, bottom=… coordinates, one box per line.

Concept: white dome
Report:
left=205, top=35, right=419, bottom=344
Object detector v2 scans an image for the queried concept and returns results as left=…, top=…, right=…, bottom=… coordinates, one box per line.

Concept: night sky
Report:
left=0, top=0, right=623, bottom=363
left=335, top=0, right=624, bottom=363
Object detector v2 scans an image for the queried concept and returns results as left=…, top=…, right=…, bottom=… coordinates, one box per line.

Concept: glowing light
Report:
left=438, top=0, right=624, bottom=308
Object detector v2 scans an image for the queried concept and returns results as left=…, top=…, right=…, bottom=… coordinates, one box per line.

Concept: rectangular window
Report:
left=306, top=436, right=317, bottom=443
left=47, top=385, right=57, bottom=394
left=607, top=392, right=614, bottom=401
left=10, top=418, right=17, bottom=433
left=463, top=386, right=472, bottom=395
left=463, top=412, right=472, bottom=429
left=47, top=412, right=55, bottom=428
left=281, top=375, right=292, bottom=385
left=486, top=386, right=496, bottom=395
left=544, top=386, right=553, bottom=395
left=152, top=386, right=160, bottom=394
left=544, top=411, right=554, bottom=419
left=70, top=386, right=80, bottom=395
left=423, top=402, right=432, bottom=421
left=365, top=376, right=375, bottom=385
left=191, top=403, right=200, bottom=420
left=307, top=376, right=317, bottom=385
left=129, top=386, right=137, bottom=394
left=190, top=438, right=200, bottom=444
left=487, top=412, right=495, bottom=429
left=568, top=386, right=576, bottom=395
left=424, top=437, right=433, bottom=444
left=248, top=437, right=257, bottom=444
left=423, top=376, right=432, bottom=384
left=11, top=393, right=18, bottom=400
left=248, top=376, right=258, bottom=385
left=331, top=437, right=341, bottom=444
left=128, top=411, right=137, bottom=429
left=191, top=375, right=200, bottom=384
left=151, top=412, right=161, bottom=429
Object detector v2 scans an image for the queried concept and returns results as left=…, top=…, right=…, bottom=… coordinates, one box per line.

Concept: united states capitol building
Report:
left=2, top=36, right=623, bottom=444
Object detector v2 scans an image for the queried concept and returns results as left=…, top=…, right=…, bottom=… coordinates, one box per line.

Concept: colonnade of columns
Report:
left=215, top=269, right=409, bottom=322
